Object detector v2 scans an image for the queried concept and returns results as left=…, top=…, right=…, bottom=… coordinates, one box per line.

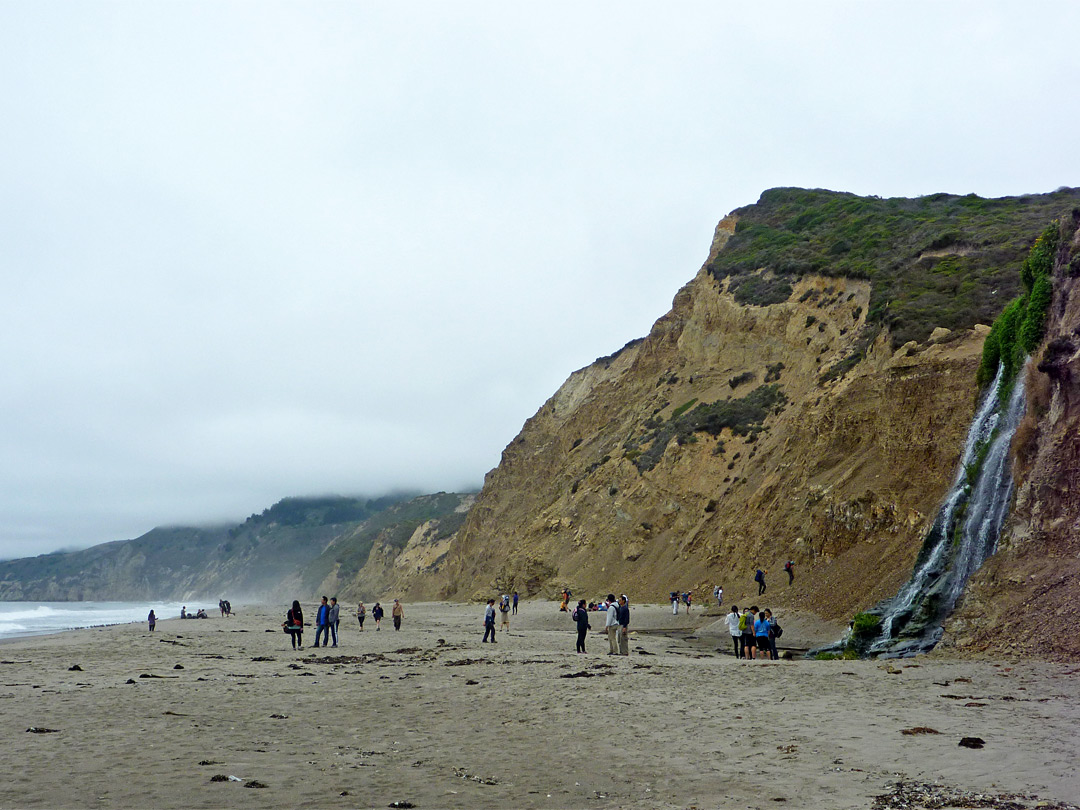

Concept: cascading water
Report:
left=864, top=362, right=1027, bottom=657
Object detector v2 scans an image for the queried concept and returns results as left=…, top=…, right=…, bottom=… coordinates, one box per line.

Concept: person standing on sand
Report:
left=604, top=593, right=620, bottom=655
left=356, top=602, right=366, bottom=631
left=572, top=599, right=590, bottom=653
left=726, top=605, right=742, bottom=658
left=392, top=599, right=404, bottom=631
left=372, top=602, right=384, bottom=630
left=313, top=596, right=330, bottom=648
left=499, top=598, right=510, bottom=632
left=671, top=591, right=680, bottom=615
left=764, top=608, right=780, bottom=660
left=512, top=592, right=519, bottom=615
left=755, top=568, right=767, bottom=596
left=741, top=607, right=756, bottom=660
left=714, top=585, right=723, bottom=607
left=784, top=560, right=794, bottom=586
left=285, top=600, right=304, bottom=650
left=754, top=609, right=772, bottom=658
left=147, top=610, right=156, bottom=632
left=328, top=597, right=340, bottom=647
left=684, top=591, right=693, bottom=614
left=483, top=599, right=497, bottom=643
left=617, top=595, right=630, bottom=656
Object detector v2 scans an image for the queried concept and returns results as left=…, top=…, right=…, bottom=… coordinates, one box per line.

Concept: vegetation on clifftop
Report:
left=977, top=221, right=1060, bottom=395
left=706, top=187, right=1080, bottom=346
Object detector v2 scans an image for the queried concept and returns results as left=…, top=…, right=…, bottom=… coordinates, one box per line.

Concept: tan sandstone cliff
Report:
left=423, top=218, right=990, bottom=623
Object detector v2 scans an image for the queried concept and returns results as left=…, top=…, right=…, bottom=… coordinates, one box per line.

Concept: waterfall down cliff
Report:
left=868, top=363, right=1027, bottom=657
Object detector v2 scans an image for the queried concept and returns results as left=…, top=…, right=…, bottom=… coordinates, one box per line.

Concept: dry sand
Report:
left=1, top=601, right=1078, bottom=809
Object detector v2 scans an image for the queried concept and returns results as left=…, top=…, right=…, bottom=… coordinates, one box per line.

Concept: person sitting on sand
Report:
left=196, top=608, right=208, bottom=619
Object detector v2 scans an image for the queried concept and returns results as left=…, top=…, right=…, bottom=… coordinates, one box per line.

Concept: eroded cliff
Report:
left=428, top=219, right=988, bottom=621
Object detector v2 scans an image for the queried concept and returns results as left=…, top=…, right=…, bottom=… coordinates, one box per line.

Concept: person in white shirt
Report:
left=604, top=593, right=620, bottom=655
left=726, top=604, right=743, bottom=658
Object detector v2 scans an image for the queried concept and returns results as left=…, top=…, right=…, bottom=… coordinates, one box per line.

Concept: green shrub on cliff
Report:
left=977, top=221, right=1059, bottom=392
left=708, top=187, right=1080, bottom=347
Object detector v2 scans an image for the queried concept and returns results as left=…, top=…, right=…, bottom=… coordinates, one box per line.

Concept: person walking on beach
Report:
left=726, top=604, right=742, bottom=658
left=483, top=599, right=497, bottom=643
left=392, top=599, right=404, bottom=631
left=604, top=593, right=620, bottom=655
left=572, top=599, right=590, bottom=653
left=617, top=594, right=630, bottom=656
left=147, top=610, right=156, bottom=632
left=372, top=602, right=384, bottom=630
left=784, top=560, right=794, bottom=586
left=328, top=597, right=340, bottom=647
left=512, top=592, right=519, bottom=615
left=356, top=602, right=366, bottom=630
left=285, top=600, right=304, bottom=650
left=755, top=568, right=767, bottom=596
left=499, top=598, right=510, bottom=632
left=313, top=596, right=330, bottom=648
left=683, top=591, right=693, bottom=614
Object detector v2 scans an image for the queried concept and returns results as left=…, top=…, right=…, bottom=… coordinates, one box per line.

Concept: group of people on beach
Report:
left=281, top=597, right=406, bottom=650
left=726, top=604, right=782, bottom=659
left=569, top=593, right=629, bottom=655
left=481, top=593, right=518, bottom=640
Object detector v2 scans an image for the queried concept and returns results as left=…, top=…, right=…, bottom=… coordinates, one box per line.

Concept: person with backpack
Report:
left=725, top=604, right=742, bottom=658
left=754, top=568, right=767, bottom=596
left=512, top=591, right=519, bottom=615
left=572, top=599, right=591, bottom=653
left=283, top=600, right=304, bottom=650
left=740, top=607, right=757, bottom=660
left=670, top=591, right=680, bottom=615
left=499, top=597, right=510, bottom=632
left=765, top=608, right=781, bottom=659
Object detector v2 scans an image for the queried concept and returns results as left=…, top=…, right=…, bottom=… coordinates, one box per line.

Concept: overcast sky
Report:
left=2, top=3, right=1078, bottom=560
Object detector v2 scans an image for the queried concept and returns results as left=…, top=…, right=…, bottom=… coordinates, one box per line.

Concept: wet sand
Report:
left=0, top=602, right=1077, bottom=809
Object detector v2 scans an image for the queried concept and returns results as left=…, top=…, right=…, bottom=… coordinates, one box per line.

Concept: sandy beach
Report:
left=0, top=601, right=1077, bottom=810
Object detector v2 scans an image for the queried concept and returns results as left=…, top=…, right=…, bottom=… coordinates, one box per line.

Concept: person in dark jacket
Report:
left=372, top=602, right=384, bottom=630
left=572, top=599, right=591, bottom=653
left=285, top=600, right=304, bottom=650
left=617, top=595, right=630, bottom=655
left=313, top=596, right=330, bottom=647
left=483, top=599, right=497, bottom=643
left=328, top=597, right=340, bottom=647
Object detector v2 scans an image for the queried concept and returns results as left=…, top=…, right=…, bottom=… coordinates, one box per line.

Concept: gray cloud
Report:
left=2, top=3, right=1079, bottom=558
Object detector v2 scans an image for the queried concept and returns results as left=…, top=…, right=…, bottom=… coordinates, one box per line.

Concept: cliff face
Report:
left=944, top=214, right=1080, bottom=660
left=430, top=217, right=988, bottom=619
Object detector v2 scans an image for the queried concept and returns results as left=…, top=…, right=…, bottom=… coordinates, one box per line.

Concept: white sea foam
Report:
left=0, top=601, right=191, bottom=640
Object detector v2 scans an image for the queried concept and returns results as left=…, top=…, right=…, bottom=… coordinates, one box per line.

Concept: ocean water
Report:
left=0, top=601, right=191, bottom=641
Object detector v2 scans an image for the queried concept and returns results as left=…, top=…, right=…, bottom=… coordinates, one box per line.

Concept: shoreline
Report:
left=0, top=601, right=1076, bottom=809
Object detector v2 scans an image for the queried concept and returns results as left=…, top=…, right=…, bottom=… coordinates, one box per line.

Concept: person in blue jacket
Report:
left=572, top=599, right=590, bottom=653
left=313, top=596, right=330, bottom=648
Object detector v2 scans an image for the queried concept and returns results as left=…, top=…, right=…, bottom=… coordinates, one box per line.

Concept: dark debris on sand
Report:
left=872, top=780, right=1079, bottom=809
